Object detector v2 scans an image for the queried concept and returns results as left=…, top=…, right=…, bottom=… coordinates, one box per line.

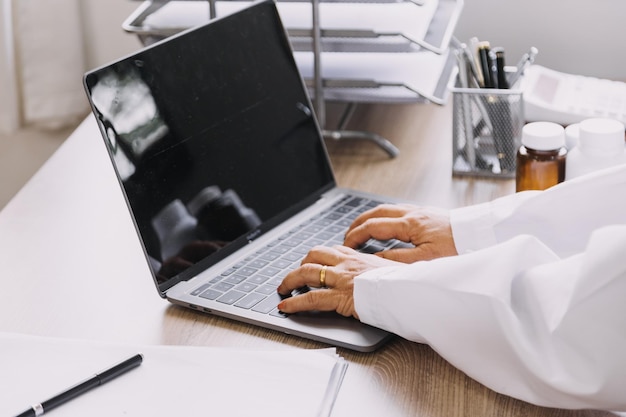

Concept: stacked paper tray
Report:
left=123, top=0, right=463, bottom=105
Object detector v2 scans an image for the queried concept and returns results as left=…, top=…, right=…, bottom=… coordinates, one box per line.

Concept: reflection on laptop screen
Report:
left=84, top=2, right=334, bottom=292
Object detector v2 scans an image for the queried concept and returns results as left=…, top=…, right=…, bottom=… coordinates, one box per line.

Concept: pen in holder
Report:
left=451, top=75, right=524, bottom=178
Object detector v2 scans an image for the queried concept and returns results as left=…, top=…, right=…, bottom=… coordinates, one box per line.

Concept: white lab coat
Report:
left=354, top=164, right=626, bottom=410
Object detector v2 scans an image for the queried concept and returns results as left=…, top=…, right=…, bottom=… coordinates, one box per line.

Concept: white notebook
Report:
left=3, top=332, right=347, bottom=417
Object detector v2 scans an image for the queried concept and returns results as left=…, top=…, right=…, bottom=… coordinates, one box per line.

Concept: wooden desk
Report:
left=327, top=102, right=515, bottom=207
left=0, top=103, right=613, bottom=417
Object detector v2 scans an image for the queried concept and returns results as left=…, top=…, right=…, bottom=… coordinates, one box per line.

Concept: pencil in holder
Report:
left=451, top=82, right=524, bottom=178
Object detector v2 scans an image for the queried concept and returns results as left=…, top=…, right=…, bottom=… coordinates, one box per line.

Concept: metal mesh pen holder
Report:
left=452, top=86, right=524, bottom=178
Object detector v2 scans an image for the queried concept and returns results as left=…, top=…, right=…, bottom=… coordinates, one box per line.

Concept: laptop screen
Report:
left=84, top=1, right=335, bottom=294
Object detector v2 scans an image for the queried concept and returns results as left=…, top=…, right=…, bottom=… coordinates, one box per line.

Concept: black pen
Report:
left=15, top=353, right=143, bottom=417
left=478, top=42, right=495, bottom=89
left=493, top=47, right=509, bottom=89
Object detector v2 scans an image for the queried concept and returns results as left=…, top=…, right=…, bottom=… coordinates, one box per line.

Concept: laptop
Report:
left=84, top=0, right=409, bottom=352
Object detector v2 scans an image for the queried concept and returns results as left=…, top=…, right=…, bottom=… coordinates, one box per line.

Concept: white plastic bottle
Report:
left=564, top=123, right=579, bottom=150
left=565, top=118, right=626, bottom=180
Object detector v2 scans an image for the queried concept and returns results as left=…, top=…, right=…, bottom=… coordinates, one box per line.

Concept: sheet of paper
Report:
left=294, top=49, right=454, bottom=104
left=143, top=0, right=438, bottom=43
left=1, top=333, right=347, bottom=417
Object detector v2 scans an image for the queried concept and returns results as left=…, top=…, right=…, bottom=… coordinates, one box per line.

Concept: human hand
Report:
left=344, top=204, right=458, bottom=263
left=277, top=245, right=402, bottom=318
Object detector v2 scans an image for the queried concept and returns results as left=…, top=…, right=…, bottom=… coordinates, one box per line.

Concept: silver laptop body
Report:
left=84, top=0, right=405, bottom=351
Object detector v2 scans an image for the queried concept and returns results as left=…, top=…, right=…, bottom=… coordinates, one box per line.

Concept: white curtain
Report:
left=0, top=0, right=19, bottom=133
left=3, top=0, right=88, bottom=131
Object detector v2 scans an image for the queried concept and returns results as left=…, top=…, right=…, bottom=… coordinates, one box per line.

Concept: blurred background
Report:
left=1, top=0, right=624, bottom=208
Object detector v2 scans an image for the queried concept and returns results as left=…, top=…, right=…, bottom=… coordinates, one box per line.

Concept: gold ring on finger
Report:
left=319, top=265, right=327, bottom=287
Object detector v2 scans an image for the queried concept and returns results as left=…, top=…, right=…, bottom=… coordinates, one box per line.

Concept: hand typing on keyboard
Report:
left=344, top=204, right=458, bottom=262
left=277, top=245, right=400, bottom=318
left=277, top=203, right=458, bottom=317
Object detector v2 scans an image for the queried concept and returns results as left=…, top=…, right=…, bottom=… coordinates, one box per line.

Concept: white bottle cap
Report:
left=522, top=122, right=565, bottom=151
left=578, top=118, right=625, bottom=154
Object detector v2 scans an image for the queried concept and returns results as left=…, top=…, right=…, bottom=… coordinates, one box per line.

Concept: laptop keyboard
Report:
left=189, top=195, right=411, bottom=318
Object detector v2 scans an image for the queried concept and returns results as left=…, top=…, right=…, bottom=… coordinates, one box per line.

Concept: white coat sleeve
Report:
left=354, top=165, right=626, bottom=410
left=451, top=164, right=626, bottom=257
left=355, top=227, right=626, bottom=410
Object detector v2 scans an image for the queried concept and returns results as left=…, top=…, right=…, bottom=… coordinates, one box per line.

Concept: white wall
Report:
left=454, top=0, right=626, bottom=80
left=80, top=0, right=142, bottom=70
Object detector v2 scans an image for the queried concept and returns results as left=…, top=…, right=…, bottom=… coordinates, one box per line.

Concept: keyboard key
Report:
left=315, top=231, right=335, bottom=241
left=235, top=282, right=258, bottom=292
left=199, top=288, right=222, bottom=300
left=345, top=212, right=361, bottom=220
left=255, top=246, right=269, bottom=253
left=345, top=197, right=366, bottom=207
left=191, top=283, right=212, bottom=296
left=325, top=225, right=344, bottom=234
left=269, top=245, right=291, bottom=255
left=270, top=309, right=288, bottom=318
left=224, top=274, right=247, bottom=285
left=259, top=251, right=281, bottom=262
left=221, top=268, right=237, bottom=276
left=328, top=237, right=343, bottom=246
left=235, top=293, right=266, bottom=309
left=251, top=292, right=282, bottom=314
left=391, top=240, right=415, bottom=250
left=324, top=212, right=342, bottom=221
left=270, top=259, right=292, bottom=269
left=247, top=259, right=269, bottom=269
left=290, top=231, right=312, bottom=240
left=359, top=242, right=383, bottom=254
left=337, top=219, right=352, bottom=227
left=281, top=252, right=301, bottom=262
left=266, top=276, right=284, bottom=286
left=255, top=284, right=277, bottom=295
left=213, top=282, right=234, bottom=292
left=304, top=224, right=325, bottom=234
left=308, top=238, right=326, bottom=247
left=248, top=275, right=269, bottom=285
left=292, top=246, right=312, bottom=255
left=237, top=267, right=258, bottom=276
left=232, top=260, right=247, bottom=268
left=278, top=232, right=292, bottom=240
left=335, top=206, right=352, bottom=214
left=259, top=266, right=281, bottom=277
left=217, top=290, right=246, bottom=305
left=282, top=238, right=303, bottom=247
left=314, top=218, right=333, bottom=227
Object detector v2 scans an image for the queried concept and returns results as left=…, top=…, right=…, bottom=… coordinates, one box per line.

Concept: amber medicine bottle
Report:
left=516, top=122, right=567, bottom=192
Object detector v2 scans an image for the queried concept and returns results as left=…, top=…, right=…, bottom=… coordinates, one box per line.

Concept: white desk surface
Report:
left=0, top=116, right=168, bottom=343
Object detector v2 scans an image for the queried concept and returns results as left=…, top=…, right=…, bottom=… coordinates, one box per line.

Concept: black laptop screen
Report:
left=84, top=1, right=335, bottom=293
